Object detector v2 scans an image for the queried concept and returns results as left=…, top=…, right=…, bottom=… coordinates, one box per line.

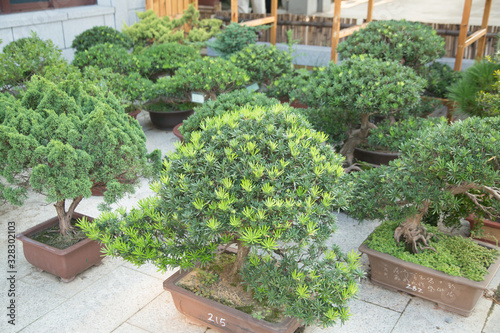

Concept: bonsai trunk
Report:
left=340, top=113, right=377, bottom=166
left=394, top=201, right=436, bottom=254
left=54, top=196, right=83, bottom=236
left=228, top=240, right=250, bottom=283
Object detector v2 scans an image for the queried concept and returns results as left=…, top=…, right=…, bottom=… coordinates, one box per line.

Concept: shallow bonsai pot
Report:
left=142, top=99, right=195, bottom=129
left=173, top=123, right=184, bottom=142
left=359, top=241, right=500, bottom=316
left=164, top=269, right=301, bottom=333
left=278, top=97, right=308, bottom=109
left=354, top=147, right=400, bottom=166
left=466, top=215, right=500, bottom=246
left=16, top=213, right=104, bottom=282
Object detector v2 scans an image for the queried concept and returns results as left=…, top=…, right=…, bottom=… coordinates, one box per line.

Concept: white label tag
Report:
left=191, top=92, right=205, bottom=104
left=246, top=83, right=259, bottom=92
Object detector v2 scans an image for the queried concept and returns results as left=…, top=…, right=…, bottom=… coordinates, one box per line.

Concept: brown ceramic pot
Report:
left=16, top=213, right=104, bottom=282
left=466, top=215, right=500, bottom=246
left=359, top=241, right=500, bottom=316
left=173, top=123, right=184, bottom=142
left=353, top=147, right=400, bottom=166
left=164, top=269, right=301, bottom=333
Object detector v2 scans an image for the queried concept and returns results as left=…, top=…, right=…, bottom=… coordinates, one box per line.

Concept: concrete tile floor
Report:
left=1, top=111, right=499, bottom=333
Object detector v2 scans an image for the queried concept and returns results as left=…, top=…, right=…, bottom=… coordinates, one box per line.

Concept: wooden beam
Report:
left=146, top=0, right=153, bottom=11
left=240, top=17, right=276, bottom=27
left=339, top=22, right=369, bottom=39
left=366, top=0, right=374, bottom=22
left=231, top=0, right=238, bottom=23
left=476, top=0, right=492, bottom=61
left=331, top=0, right=342, bottom=63
left=455, top=0, right=472, bottom=71
left=159, top=0, right=166, bottom=17
left=464, top=28, right=487, bottom=47
left=153, top=0, right=160, bottom=16
left=270, top=0, right=278, bottom=45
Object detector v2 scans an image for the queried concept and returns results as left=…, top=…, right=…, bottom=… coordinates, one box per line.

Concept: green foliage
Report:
left=80, top=104, right=363, bottom=328
left=147, top=57, right=249, bottom=101
left=180, top=89, right=280, bottom=141
left=72, top=43, right=143, bottom=75
left=362, top=116, right=448, bottom=153
left=421, top=62, right=463, bottom=98
left=365, top=221, right=498, bottom=281
left=348, top=117, right=500, bottom=228
left=266, top=68, right=314, bottom=100
left=476, top=69, right=500, bottom=117
left=0, top=75, right=159, bottom=226
left=71, top=26, right=133, bottom=52
left=122, top=6, right=221, bottom=47
left=448, top=59, right=500, bottom=117
left=337, top=20, right=445, bottom=73
left=137, top=42, right=201, bottom=78
left=0, top=32, right=65, bottom=94
left=229, top=44, right=293, bottom=86
left=208, top=23, right=260, bottom=58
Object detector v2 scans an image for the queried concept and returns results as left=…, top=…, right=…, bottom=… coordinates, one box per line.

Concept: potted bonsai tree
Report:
left=0, top=75, right=160, bottom=282
left=348, top=116, right=500, bottom=315
left=207, top=22, right=261, bottom=58
left=142, top=57, right=249, bottom=129
left=81, top=104, right=364, bottom=331
left=298, top=55, right=426, bottom=166
left=71, top=25, right=133, bottom=53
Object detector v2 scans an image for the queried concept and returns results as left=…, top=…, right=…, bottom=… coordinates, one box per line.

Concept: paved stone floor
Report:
left=1, top=111, right=499, bottom=333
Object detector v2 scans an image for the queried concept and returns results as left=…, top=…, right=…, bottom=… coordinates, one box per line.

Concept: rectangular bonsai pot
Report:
left=466, top=215, right=500, bottom=246
left=164, top=269, right=300, bottom=333
left=16, top=213, right=104, bottom=282
left=359, top=242, right=500, bottom=316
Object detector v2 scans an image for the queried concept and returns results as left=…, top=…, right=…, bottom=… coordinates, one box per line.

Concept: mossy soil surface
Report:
left=31, top=219, right=87, bottom=250
left=365, top=221, right=499, bottom=281
left=177, top=252, right=285, bottom=323
left=146, top=101, right=197, bottom=112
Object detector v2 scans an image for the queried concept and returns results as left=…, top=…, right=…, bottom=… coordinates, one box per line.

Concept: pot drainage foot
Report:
left=60, top=276, right=76, bottom=283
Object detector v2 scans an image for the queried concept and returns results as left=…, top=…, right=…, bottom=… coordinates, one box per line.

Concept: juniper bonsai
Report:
left=81, top=104, right=364, bottom=327
left=348, top=117, right=500, bottom=254
left=0, top=75, right=160, bottom=236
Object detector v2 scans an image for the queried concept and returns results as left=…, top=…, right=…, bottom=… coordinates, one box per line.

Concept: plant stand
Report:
left=359, top=242, right=500, bottom=316
left=16, top=213, right=104, bottom=282
left=163, top=269, right=301, bottom=333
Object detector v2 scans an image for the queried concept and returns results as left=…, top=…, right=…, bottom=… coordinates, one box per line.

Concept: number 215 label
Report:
left=208, top=313, right=226, bottom=327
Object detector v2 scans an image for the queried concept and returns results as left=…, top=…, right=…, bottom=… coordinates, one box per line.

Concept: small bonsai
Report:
left=81, top=104, right=363, bottom=327
left=208, top=22, right=261, bottom=58
left=180, top=89, right=280, bottom=142
left=72, top=43, right=143, bottom=75
left=300, top=55, right=426, bottom=165
left=421, top=62, right=463, bottom=99
left=337, top=20, right=445, bottom=74
left=448, top=59, right=500, bottom=117
left=71, top=26, right=133, bottom=53
left=476, top=69, right=500, bottom=117
left=348, top=116, right=500, bottom=254
left=265, top=68, right=314, bottom=101
left=0, top=32, right=65, bottom=94
left=123, top=5, right=221, bottom=47
left=0, top=75, right=160, bottom=236
left=229, top=44, right=294, bottom=87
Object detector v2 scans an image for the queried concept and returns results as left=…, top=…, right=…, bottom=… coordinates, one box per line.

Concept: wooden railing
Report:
left=230, top=0, right=278, bottom=45
left=146, top=0, right=198, bottom=18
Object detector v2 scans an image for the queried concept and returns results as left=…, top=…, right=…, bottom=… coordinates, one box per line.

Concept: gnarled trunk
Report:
left=340, top=113, right=376, bottom=166
left=54, top=196, right=83, bottom=236
left=228, top=240, right=250, bottom=283
left=394, top=201, right=437, bottom=254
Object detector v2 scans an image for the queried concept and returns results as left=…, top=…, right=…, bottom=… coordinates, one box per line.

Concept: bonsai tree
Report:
left=299, top=55, right=426, bottom=165
left=81, top=104, right=364, bottom=327
left=337, top=20, right=445, bottom=74
left=180, top=89, right=280, bottom=142
left=0, top=75, right=160, bottom=236
left=71, top=26, right=133, bottom=53
left=72, top=43, right=143, bottom=75
left=476, top=69, right=500, bottom=117
left=348, top=116, right=500, bottom=253
left=421, top=62, right=463, bottom=99
left=0, top=32, right=65, bottom=94
left=208, top=22, right=261, bottom=58
left=229, top=44, right=294, bottom=87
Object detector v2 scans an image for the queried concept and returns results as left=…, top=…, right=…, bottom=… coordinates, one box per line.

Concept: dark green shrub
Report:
left=229, top=44, right=293, bottom=86
left=266, top=68, right=314, bottom=101
left=421, top=62, right=463, bottom=98
left=337, top=20, right=445, bottom=73
left=476, top=69, right=500, bottom=117
left=72, top=43, right=143, bottom=75
left=71, top=26, right=133, bottom=53
left=208, top=23, right=260, bottom=58
left=448, top=59, right=500, bottom=116
left=180, top=89, right=280, bottom=141
left=0, top=32, right=65, bottom=93
left=137, top=42, right=201, bottom=78
left=81, top=104, right=362, bottom=327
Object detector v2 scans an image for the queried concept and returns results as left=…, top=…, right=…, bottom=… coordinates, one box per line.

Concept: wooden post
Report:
left=270, top=0, right=277, bottom=45
left=455, top=0, right=472, bottom=71
left=146, top=0, right=153, bottom=10
left=476, top=0, right=492, bottom=61
left=366, top=0, right=374, bottom=22
left=331, top=0, right=342, bottom=63
left=231, top=0, right=238, bottom=23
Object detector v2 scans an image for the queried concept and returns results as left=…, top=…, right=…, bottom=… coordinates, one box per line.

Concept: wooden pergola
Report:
left=145, top=0, right=198, bottom=18
left=230, top=0, right=278, bottom=45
